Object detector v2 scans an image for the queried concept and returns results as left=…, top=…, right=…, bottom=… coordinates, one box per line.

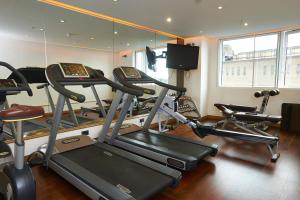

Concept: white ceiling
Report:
left=60, top=0, right=300, bottom=37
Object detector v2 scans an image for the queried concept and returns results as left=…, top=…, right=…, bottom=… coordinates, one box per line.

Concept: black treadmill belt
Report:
left=62, top=116, right=93, bottom=124
left=4, top=121, right=47, bottom=135
left=22, top=121, right=47, bottom=133
left=53, top=144, right=172, bottom=199
left=123, top=131, right=214, bottom=159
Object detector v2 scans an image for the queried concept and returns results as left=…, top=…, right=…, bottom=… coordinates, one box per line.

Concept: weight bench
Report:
left=234, top=112, right=281, bottom=124
left=215, top=89, right=280, bottom=130
left=213, top=103, right=281, bottom=162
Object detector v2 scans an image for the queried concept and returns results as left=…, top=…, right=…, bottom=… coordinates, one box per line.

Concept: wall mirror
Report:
left=0, top=0, right=47, bottom=109
left=41, top=2, right=115, bottom=111
left=0, top=0, right=178, bottom=125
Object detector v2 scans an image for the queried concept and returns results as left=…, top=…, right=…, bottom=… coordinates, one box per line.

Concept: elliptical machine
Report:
left=0, top=61, right=44, bottom=200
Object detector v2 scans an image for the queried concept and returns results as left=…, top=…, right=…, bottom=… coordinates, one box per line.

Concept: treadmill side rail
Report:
left=49, top=157, right=135, bottom=200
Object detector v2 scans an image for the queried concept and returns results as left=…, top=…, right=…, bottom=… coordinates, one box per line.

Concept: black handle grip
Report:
left=0, top=61, right=32, bottom=96
left=37, top=83, right=49, bottom=90
left=141, top=71, right=186, bottom=92
left=119, top=81, right=155, bottom=95
left=25, top=86, right=33, bottom=96
left=95, top=70, right=143, bottom=96
left=46, top=68, right=85, bottom=103
left=129, top=84, right=156, bottom=95
left=54, top=82, right=85, bottom=103
left=106, top=79, right=143, bottom=96
left=153, top=79, right=186, bottom=92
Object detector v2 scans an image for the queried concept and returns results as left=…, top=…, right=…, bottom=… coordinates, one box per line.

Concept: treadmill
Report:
left=44, top=63, right=181, bottom=200
left=22, top=67, right=95, bottom=128
left=109, top=66, right=218, bottom=171
left=3, top=68, right=50, bottom=136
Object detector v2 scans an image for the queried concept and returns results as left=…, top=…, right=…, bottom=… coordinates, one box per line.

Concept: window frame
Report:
left=281, top=29, right=300, bottom=88
left=218, top=32, right=281, bottom=88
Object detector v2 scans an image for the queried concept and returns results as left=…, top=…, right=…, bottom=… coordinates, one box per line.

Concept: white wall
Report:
left=0, top=36, right=115, bottom=112
left=0, top=36, right=46, bottom=77
left=180, top=36, right=210, bottom=116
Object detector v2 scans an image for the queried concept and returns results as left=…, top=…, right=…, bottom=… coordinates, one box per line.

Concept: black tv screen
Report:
left=166, top=43, right=199, bottom=70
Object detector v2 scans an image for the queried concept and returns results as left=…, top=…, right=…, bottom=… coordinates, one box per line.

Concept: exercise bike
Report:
left=0, top=61, right=44, bottom=200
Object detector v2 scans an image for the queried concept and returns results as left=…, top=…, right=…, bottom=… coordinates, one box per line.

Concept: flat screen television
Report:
left=166, top=43, right=199, bottom=70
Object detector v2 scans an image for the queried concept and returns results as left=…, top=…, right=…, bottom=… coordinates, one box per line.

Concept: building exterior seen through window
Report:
left=220, top=30, right=300, bottom=88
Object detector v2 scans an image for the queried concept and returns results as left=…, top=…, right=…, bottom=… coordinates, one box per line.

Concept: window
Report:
left=135, top=47, right=168, bottom=83
left=271, top=65, right=275, bottom=75
left=221, top=37, right=254, bottom=87
left=286, top=64, right=291, bottom=74
left=237, top=67, right=240, bottom=76
left=243, top=66, right=246, bottom=76
left=220, top=33, right=278, bottom=87
left=283, top=31, right=300, bottom=87
left=263, top=65, right=267, bottom=76
left=297, top=64, right=300, bottom=75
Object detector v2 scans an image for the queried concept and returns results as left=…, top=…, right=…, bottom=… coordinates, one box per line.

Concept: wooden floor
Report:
left=32, top=123, right=300, bottom=200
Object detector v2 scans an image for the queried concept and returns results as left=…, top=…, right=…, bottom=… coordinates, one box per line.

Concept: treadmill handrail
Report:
left=122, top=80, right=155, bottom=95
left=45, top=67, right=86, bottom=103
left=0, top=61, right=33, bottom=96
left=114, top=67, right=186, bottom=93
left=36, top=83, right=49, bottom=89
left=138, top=69, right=186, bottom=92
left=95, top=70, right=143, bottom=96
left=152, top=79, right=186, bottom=93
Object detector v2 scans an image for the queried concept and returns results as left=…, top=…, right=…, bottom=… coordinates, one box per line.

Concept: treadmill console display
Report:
left=59, top=63, right=90, bottom=78
left=0, top=79, right=17, bottom=89
left=120, top=67, right=141, bottom=79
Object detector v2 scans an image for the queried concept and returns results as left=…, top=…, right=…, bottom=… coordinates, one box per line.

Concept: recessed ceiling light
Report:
left=199, top=30, right=203, bottom=34
left=166, top=17, right=172, bottom=23
left=90, top=37, right=95, bottom=40
left=113, top=0, right=118, bottom=2
left=126, top=43, right=130, bottom=46
left=39, top=28, right=44, bottom=31
left=114, top=31, right=118, bottom=34
left=60, top=19, right=65, bottom=23
left=244, top=22, right=249, bottom=26
left=218, top=6, right=223, bottom=10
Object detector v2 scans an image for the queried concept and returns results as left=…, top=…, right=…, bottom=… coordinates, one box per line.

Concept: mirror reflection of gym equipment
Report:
left=0, top=0, right=300, bottom=200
